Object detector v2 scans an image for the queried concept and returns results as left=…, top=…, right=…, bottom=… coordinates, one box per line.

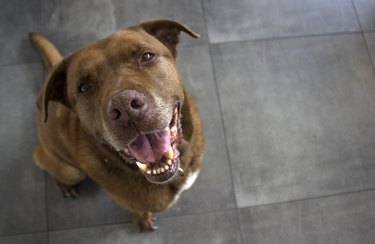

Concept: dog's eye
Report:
left=78, top=83, right=92, bottom=93
left=141, top=52, right=155, bottom=63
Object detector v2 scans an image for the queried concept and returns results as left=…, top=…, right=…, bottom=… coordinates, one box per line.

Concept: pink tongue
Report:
left=128, top=128, right=171, bottom=163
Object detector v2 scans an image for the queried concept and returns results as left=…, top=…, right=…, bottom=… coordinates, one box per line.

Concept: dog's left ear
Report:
left=36, top=60, right=71, bottom=123
left=137, top=19, right=200, bottom=58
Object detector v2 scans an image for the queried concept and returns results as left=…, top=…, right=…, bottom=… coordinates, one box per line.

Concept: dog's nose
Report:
left=107, top=89, right=148, bottom=121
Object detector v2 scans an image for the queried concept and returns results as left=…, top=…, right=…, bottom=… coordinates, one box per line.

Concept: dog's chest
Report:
left=168, top=169, right=200, bottom=208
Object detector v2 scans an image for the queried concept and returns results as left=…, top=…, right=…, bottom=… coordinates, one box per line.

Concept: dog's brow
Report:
left=79, top=71, right=92, bottom=81
left=119, top=44, right=145, bottom=58
left=77, top=57, right=105, bottom=78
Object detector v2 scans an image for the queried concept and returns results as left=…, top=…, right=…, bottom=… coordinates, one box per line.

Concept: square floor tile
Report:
left=0, top=63, right=46, bottom=235
left=49, top=210, right=241, bottom=244
left=204, top=0, right=360, bottom=43
left=212, top=34, right=375, bottom=207
left=0, top=0, right=41, bottom=65
left=359, top=32, right=375, bottom=188
left=41, top=0, right=116, bottom=55
left=239, top=191, right=375, bottom=244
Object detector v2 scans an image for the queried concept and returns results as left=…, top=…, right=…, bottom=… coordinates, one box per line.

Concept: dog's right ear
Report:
left=137, top=19, right=200, bottom=58
left=36, top=60, right=70, bottom=123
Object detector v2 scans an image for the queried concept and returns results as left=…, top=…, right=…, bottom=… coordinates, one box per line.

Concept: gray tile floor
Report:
left=1, top=0, right=375, bottom=243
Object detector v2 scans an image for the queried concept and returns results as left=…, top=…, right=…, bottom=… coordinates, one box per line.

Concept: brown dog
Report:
left=29, top=19, right=204, bottom=230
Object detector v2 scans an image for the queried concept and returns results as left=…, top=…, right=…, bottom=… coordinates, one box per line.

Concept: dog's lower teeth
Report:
left=137, top=160, right=173, bottom=176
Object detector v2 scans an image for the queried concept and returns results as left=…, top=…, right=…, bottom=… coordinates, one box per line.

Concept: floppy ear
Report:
left=36, top=60, right=70, bottom=123
left=138, top=19, right=200, bottom=58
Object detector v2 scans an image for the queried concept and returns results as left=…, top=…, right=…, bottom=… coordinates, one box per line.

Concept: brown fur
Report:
left=30, top=19, right=204, bottom=230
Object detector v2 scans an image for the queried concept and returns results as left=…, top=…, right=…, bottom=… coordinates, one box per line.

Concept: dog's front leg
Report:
left=131, top=211, right=158, bottom=231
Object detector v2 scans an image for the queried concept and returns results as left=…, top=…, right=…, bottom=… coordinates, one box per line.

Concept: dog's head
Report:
left=37, top=19, right=199, bottom=183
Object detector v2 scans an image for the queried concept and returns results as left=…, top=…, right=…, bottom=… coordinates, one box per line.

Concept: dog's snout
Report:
left=107, top=90, right=148, bottom=122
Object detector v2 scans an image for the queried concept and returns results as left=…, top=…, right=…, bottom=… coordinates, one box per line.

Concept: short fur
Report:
left=30, top=19, right=204, bottom=230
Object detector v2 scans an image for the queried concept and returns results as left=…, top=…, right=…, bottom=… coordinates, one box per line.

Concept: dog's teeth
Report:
left=156, top=168, right=161, bottom=174
left=164, top=146, right=174, bottom=159
left=161, top=168, right=165, bottom=173
left=164, top=164, right=169, bottom=170
left=167, top=159, right=172, bottom=166
left=152, top=169, right=157, bottom=175
left=146, top=170, right=152, bottom=175
left=136, top=162, right=147, bottom=172
left=177, top=167, right=185, bottom=176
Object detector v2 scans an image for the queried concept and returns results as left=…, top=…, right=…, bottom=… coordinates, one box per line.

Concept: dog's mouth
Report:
left=118, top=104, right=183, bottom=184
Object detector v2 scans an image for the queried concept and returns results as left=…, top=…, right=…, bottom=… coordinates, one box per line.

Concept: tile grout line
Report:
left=207, top=44, right=246, bottom=244
left=184, top=30, right=375, bottom=48
left=237, top=187, right=375, bottom=211
left=210, top=30, right=364, bottom=47
left=37, top=208, right=239, bottom=234
left=0, top=231, right=48, bottom=239
left=199, top=0, right=245, bottom=243
left=350, top=0, right=375, bottom=73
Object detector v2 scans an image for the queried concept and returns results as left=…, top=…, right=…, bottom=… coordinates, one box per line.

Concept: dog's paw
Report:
left=54, top=178, right=79, bottom=199
left=131, top=211, right=158, bottom=232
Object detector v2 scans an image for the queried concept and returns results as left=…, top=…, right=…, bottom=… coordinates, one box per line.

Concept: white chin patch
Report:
left=168, top=169, right=200, bottom=208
